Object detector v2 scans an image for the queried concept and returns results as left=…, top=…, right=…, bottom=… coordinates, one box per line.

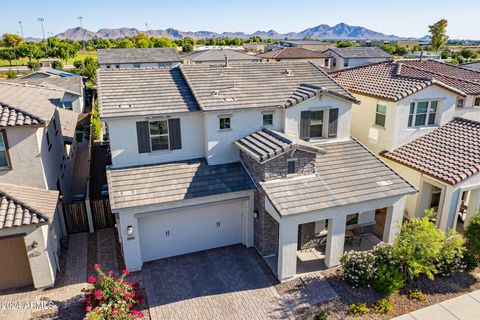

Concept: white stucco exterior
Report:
left=326, top=50, right=391, bottom=71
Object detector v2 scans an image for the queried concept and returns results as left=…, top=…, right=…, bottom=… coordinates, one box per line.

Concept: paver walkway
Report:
left=394, top=289, right=480, bottom=320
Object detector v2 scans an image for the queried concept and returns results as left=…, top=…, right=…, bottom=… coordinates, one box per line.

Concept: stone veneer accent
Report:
left=240, top=148, right=317, bottom=256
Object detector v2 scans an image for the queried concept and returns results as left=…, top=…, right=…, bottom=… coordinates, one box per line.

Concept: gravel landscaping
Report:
left=294, top=267, right=480, bottom=320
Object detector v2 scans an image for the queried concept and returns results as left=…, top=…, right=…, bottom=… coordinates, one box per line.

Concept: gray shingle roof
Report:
left=383, top=117, right=480, bottom=185
left=461, top=61, right=480, bottom=72
left=14, top=76, right=84, bottom=96
left=262, top=139, right=416, bottom=215
left=180, top=61, right=356, bottom=111
left=325, top=47, right=392, bottom=59
left=107, top=159, right=255, bottom=210
left=182, top=49, right=260, bottom=63
left=235, top=128, right=325, bottom=163
left=97, top=68, right=200, bottom=118
left=98, top=48, right=181, bottom=65
left=0, top=184, right=59, bottom=229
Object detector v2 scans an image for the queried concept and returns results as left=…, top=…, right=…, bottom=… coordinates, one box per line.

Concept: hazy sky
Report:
left=1, top=0, right=479, bottom=39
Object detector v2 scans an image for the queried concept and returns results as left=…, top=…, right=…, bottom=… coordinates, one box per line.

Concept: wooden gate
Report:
left=63, top=202, right=89, bottom=234
left=91, top=198, right=115, bottom=230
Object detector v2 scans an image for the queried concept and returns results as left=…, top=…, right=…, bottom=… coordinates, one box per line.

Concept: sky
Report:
left=1, top=0, right=479, bottom=40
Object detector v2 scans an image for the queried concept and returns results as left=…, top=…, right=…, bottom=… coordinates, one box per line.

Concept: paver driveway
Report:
left=143, top=245, right=288, bottom=320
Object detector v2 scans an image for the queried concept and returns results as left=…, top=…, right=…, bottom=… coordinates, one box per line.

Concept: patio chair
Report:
left=351, top=227, right=363, bottom=247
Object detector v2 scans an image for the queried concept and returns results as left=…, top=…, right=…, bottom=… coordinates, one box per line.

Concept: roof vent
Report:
left=212, top=90, right=220, bottom=97
left=284, top=69, right=293, bottom=76
left=118, top=104, right=132, bottom=109
left=223, top=97, right=237, bottom=102
left=119, top=190, right=136, bottom=196
left=377, top=180, right=393, bottom=187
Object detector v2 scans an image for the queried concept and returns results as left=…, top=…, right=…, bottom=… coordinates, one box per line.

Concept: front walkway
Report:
left=394, top=290, right=480, bottom=320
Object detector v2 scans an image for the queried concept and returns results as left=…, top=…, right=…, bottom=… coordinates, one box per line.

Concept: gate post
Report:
left=85, top=198, right=95, bottom=233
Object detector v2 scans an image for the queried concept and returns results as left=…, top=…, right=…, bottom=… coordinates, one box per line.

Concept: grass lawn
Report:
left=0, top=51, right=97, bottom=67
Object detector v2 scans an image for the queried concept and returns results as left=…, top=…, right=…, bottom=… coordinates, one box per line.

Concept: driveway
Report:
left=143, top=245, right=288, bottom=320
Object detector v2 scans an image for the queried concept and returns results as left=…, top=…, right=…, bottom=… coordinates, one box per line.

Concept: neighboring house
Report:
left=279, top=40, right=334, bottom=52
left=97, top=48, right=181, bottom=70
left=0, top=183, right=62, bottom=290
left=256, top=47, right=332, bottom=68
left=382, top=117, right=480, bottom=234
left=395, top=40, right=420, bottom=51
left=19, top=67, right=82, bottom=79
left=461, top=61, right=480, bottom=72
left=244, top=43, right=280, bottom=53
left=324, top=47, right=392, bottom=70
left=330, top=61, right=467, bottom=154
left=98, top=61, right=415, bottom=282
left=181, top=48, right=260, bottom=65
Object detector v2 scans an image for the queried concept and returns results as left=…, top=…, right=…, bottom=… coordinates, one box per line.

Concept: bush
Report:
left=373, top=299, right=393, bottom=314
left=27, top=60, right=41, bottom=71
left=373, top=243, right=400, bottom=267
left=436, top=231, right=466, bottom=276
left=82, top=264, right=144, bottom=319
left=51, top=60, right=63, bottom=70
left=441, top=51, right=449, bottom=59
left=314, top=310, right=329, bottom=320
left=91, top=101, right=102, bottom=140
left=341, top=251, right=377, bottom=288
left=407, top=289, right=426, bottom=301
left=348, top=303, right=369, bottom=317
left=462, top=252, right=479, bottom=272
left=5, top=69, right=18, bottom=79
left=373, top=264, right=405, bottom=296
left=465, top=213, right=480, bottom=259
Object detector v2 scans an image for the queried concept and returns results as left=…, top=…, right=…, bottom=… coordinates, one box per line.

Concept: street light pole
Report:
left=37, top=17, right=48, bottom=56
left=18, top=21, right=24, bottom=38
left=78, top=16, right=86, bottom=51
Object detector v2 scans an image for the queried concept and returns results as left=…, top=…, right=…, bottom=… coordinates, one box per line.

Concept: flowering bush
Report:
left=348, top=303, right=369, bottom=316
left=340, top=251, right=377, bottom=288
left=407, top=289, right=426, bottom=301
left=82, top=264, right=144, bottom=320
left=373, top=299, right=393, bottom=314
left=435, top=231, right=466, bottom=277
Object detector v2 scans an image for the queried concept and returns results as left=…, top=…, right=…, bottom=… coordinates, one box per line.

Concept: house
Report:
left=395, top=40, right=420, bottom=51
left=279, top=40, right=334, bottom=52
left=382, top=117, right=480, bottom=233
left=244, top=43, right=280, bottom=54
left=0, top=183, right=62, bottom=290
left=19, top=67, right=82, bottom=79
left=461, top=61, right=480, bottom=72
left=181, top=48, right=260, bottom=65
left=97, top=48, right=181, bottom=70
left=256, top=47, right=332, bottom=68
left=330, top=61, right=468, bottom=154
left=323, top=47, right=392, bottom=70
left=98, top=61, right=416, bottom=282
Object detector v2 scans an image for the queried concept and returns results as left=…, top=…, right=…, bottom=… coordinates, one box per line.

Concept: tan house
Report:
left=256, top=47, right=332, bottom=68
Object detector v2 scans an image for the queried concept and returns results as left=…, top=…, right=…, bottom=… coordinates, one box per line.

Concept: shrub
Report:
left=314, top=310, right=329, bottom=320
left=407, top=289, right=426, bottom=301
left=373, top=299, right=393, bottom=314
left=462, top=252, right=479, bottom=272
left=373, top=243, right=400, bottom=267
left=465, top=213, right=480, bottom=259
left=82, top=264, right=144, bottom=319
left=373, top=264, right=405, bottom=296
left=27, top=60, right=41, bottom=71
left=91, top=101, right=102, bottom=140
left=5, top=69, right=18, bottom=79
left=51, top=60, right=63, bottom=70
left=341, top=251, right=377, bottom=288
left=436, top=230, right=466, bottom=277
left=348, top=303, right=369, bottom=317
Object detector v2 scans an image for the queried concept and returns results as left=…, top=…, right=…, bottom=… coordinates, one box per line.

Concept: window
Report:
left=262, top=113, right=273, bottom=126
left=332, top=58, right=337, bottom=67
left=61, top=101, right=73, bottom=110
left=324, top=59, right=329, bottom=67
left=475, top=97, right=480, bottom=107
left=149, top=120, right=169, bottom=151
left=287, top=159, right=296, bottom=174
left=346, top=213, right=359, bottom=226
left=133, top=64, right=141, bottom=69
left=0, top=131, right=9, bottom=169
left=343, top=58, right=350, bottom=67
left=116, top=65, right=120, bottom=69
left=408, top=101, right=438, bottom=127
left=375, top=104, right=387, bottom=127
left=46, top=131, right=52, bottom=151
left=456, top=98, right=464, bottom=108
left=219, top=117, right=231, bottom=130
left=310, top=110, right=324, bottom=138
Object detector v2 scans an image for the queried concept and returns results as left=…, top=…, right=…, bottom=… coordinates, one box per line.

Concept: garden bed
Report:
left=294, top=267, right=480, bottom=320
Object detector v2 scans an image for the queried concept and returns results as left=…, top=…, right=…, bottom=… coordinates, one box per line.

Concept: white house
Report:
left=323, top=47, right=392, bottom=71
left=97, top=48, right=181, bottom=70
left=98, top=61, right=415, bottom=282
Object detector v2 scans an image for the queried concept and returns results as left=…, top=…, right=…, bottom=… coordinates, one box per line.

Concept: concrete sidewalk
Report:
left=394, top=290, right=480, bottom=320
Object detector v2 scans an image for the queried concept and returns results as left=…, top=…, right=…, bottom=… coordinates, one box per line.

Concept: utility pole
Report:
left=145, top=22, right=149, bottom=31
left=78, top=16, right=86, bottom=52
left=37, top=17, right=48, bottom=56
left=18, top=21, right=24, bottom=38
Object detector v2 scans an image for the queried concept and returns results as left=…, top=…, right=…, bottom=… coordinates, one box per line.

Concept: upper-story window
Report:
left=375, top=104, right=387, bottom=127
left=61, top=101, right=73, bottom=110
left=456, top=97, right=465, bottom=108
left=262, top=113, right=273, bottom=126
left=343, top=58, right=350, bottom=68
left=0, top=131, right=10, bottom=169
left=332, top=58, right=337, bottom=67
left=300, top=108, right=339, bottom=141
left=475, top=97, right=480, bottom=107
left=287, top=158, right=297, bottom=174
left=310, top=110, right=324, bottom=137
left=149, top=120, right=169, bottom=151
left=133, top=64, right=141, bottom=69
left=408, top=101, right=437, bottom=127
left=324, top=59, right=329, bottom=67
left=219, top=117, right=231, bottom=130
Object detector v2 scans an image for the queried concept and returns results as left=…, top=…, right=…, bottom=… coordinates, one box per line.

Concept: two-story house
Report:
left=0, top=81, right=79, bottom=289
left=99, top=61, right=415, bottom=282
left=181, top=48, right=260, bottom=65
left=98, top=48, right=181, bottom=70
left=256, top=47, right=332, bottom=68
left=324, top=47, right=392, bottom=71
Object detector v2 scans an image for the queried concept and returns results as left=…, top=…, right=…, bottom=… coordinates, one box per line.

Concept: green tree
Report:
left=151, top=37, right=176, bottom=48
left=117, top=38, right=135, bottom=48
left=381, top=44, right=396, bottom=55
left=27, top=60, right=41, bottom=71
left=0, top=48, right=17, bottom=66
left=465, top=213, right=480, bottom=259
left=52, top=42, right=78, bottom=63
left=2, top=33, right=23, bottom=47
left=461, top=49, right=476, bottom=60
left=429, top=19, right=449, bottom=51
left=17, top=42, right=44, bottom=61
left=51, top=60, right=63, bottom=70
left=96, top=38, right=112, bottom=49
left=441, top=51, right=449, bottom=59
left=91, top=101, right=102, bottom=140
left=136, top=39, right=151, bottom=48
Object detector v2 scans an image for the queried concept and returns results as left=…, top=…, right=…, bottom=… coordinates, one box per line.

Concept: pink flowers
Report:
left=122, top=269, right=130, bottom=275
left=131, top=310, right=145, bottom=318
left=87, top=276, right=96, bottom=284
left=94, top=289, right=103, bottom=300
left=93, top=263, right=101, bottom=271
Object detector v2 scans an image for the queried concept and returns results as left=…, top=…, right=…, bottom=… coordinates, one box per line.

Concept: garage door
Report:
left=0, top=236, right=33, bottom=290
left=139, top=201, right=243, bottom=262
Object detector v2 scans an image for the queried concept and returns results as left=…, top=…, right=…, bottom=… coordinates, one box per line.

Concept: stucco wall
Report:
left=100, top=62, right=180, bottom=70
left=327, top=51, right=390, bottom=71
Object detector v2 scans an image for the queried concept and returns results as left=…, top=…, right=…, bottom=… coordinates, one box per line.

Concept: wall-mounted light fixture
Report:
left=253, top=211, right=259, bottom=219
left=31, top=241, right=39, bottom=254
left=127, top=226, right=134, bottom=237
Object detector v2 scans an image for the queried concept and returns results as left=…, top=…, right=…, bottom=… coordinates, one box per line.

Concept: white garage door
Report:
left=139, top=201, right=244, bottom=262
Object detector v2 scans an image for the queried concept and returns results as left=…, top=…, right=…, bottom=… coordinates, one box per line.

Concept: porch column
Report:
left=277, top=220, right=298, bottom=282
left=466, top=188, right=480, bottom=227
left=438, top=187, right=454, bottom=232
left=325, top=214, right=347, bottom=268
left=383, top=197, right=406, bottom=243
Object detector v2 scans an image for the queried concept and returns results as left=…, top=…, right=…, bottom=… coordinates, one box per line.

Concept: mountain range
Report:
left=54, top=23, right=420, bottom=41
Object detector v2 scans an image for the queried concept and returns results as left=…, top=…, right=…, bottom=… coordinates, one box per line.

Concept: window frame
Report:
left=61, top=101, right=73, bottom=110
left=456, top=97, right=464, bottom=108
left=287, top=158, right=297, bottom=175
left=408, top=100, right=438, bottom=128
left=262, top=113, right=273, bottom=126
left=133, top=63, right=141, bottom=69
left=375, top=104, right=387, bottom=127
left=475, top=97, right=480, bottom=107
left=310, top=110, right=325, bottom=138
left=149, top=120, right=170, bottom=151
left=0, top=130, right=11, bottom=170
left=219, top=116, right=231, bottom=131
left=343, top=58, right=350, bottom=67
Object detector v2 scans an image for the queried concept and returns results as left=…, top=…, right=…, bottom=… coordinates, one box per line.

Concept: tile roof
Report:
left=97, top=67, right=200, bottom=118
left=383, top=117, right=480, bottom=185
left=57, top=108, right=79, bottom=141
left=15, top=76, right=84, bottom=96
left=325, top=47, right=392, bottom=59
left=235, top=128, right=325, bottom=163
left=180, top=61, right=356, bottom=111
left=0, top=103, right=43, bottom=127
left=256, top=47, right=331, bottom=60
left=262, top=139, right=416, bottom=215
left=285, top=83, right=359, bottom=107
left=182, top=49, right=260, bottom=63
left=330, top=61, right=466, bottom=101
left=0, top=184, right=59, bottom=229
left=461, top=61, right=480, bottom=72
left=98, top=48, right=181, bottom=65
left=107, top=159, right=255, bottom=210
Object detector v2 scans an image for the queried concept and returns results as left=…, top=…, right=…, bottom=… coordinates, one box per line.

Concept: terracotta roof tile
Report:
left=0, top=103, right=43, bottom=127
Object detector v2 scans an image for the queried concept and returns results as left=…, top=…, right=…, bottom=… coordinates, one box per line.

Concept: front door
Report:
left=0, top=236, right=33, bottom=290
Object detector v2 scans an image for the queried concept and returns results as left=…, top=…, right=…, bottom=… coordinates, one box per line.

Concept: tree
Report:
left=0, top=48, right=16, bottom=66
left=117, top=38, right=134, bottom=48
left=96, top=38, right=112, bottom=49
left=465, top=213, right=480, bottom=259
left=136, top=39, right=151, bottom=48
left=17, top=42, right=44, bottom=61
left=381, top=44, right=396, bottom=55
left=27, top=60, right=41, bottom=71
left=151, top=37, right=176, bottom=48
left=460, top=49, right=476, bottom=60
left=182, top=42, right=193, bottom=53
left=2, top=33, right=23, bottom=47
left=51, top=60, right=63, bottom=70
left=52, top=42, right=78, bottom=63
left=429, top=19, right=449, bottom=51
left=133, top=33, right=149, bottom=42
left=441, top=51, right=449, bottom=59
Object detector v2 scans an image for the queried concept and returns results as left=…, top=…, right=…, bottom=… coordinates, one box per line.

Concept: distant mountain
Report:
left=54, top=23, right=411, bottom=41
